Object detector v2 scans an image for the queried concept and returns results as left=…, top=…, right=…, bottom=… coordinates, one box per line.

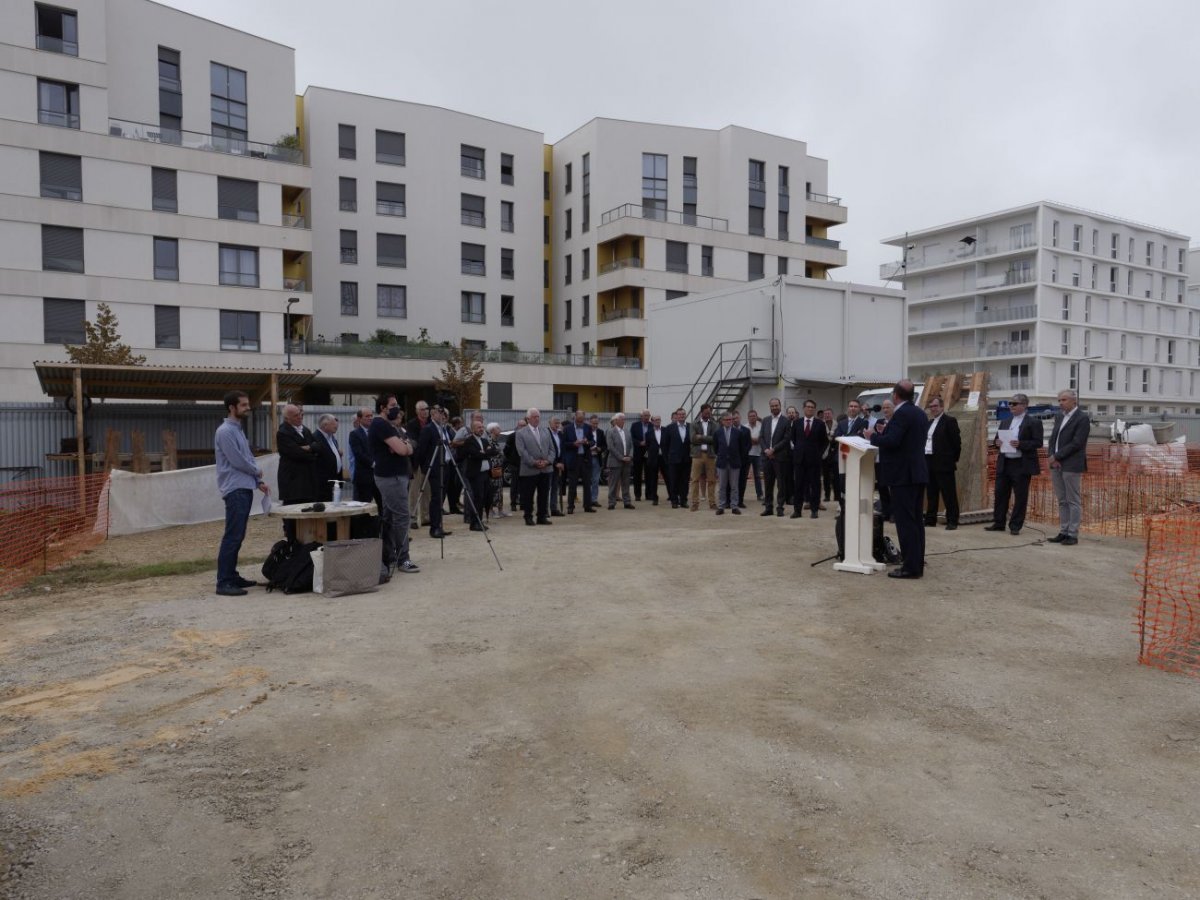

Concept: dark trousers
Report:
left=890, top=482, right=926, bottom=575
left=747, top=456, right=763, bottom=499
left=794, top=461, right=821, bottom=512
left=668, top=459, right=690, bottom=506
left=764, top=457, right=791, bottom=511
left=446, top=465, right=462, bottom=513
left=520, top=472, right=550, bottom=521
left=565, top=462, right=592, bottom=511
left=217, top=488, right=252, bottom=588
left=463, top=471, right=489, bottom=525
left=735, top=459, right=750, bottom=506
left=422, top=465, right=444, bottom=532
left=631, top=449, right=646, bottom=500
left=926, top=465, right=959, bottom=526
left=822, top=456, right=841, bottom=502
left=645, top=454, right=663, bottom=502
left=993, top=462, right=1032, bottom=530
left=351, top=478, right=381, bottom=538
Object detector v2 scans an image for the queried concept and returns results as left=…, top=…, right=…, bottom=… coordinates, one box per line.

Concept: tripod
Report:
left=417, top=424, right=504, bottom=571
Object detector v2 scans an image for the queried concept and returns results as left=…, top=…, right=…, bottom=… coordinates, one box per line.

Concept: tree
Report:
left=434, top=340, right=485, bottom=413
left=65, top=303, right=146, bottom=365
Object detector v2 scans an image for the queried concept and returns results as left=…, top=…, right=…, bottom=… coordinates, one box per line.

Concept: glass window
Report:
left=339, top=177, right=357, bottom=211
left=461, top=193, right=485, bottom=227
left=581, top=294, right=589, bottom=326
left=748, top=206, right=765, bottom=236
left=210, top=62, right=248, bottom=143
left=340, top=282, right=358, bottom=316
left=217, top=177, right=258, bottom=222
left=581, top=248, right=590, bottom=279
left=501, top=248, right=514, bottom=280
left=500, top=153, right=514, bottom=185
left=461, top=291, right=485, bottom=324
left=37, top=79, right=79, bottom=128
left=340, top=229, right=357, bottom=264
left=666, top=241, right=688, bottom=273
left=42, top=225, right=83, bottom=272
left=218, top=244, right=258, bottom=287
left=338, top=124, right=356, bottom=159
left=460, top=144, right=485, bottom=179
left=748, top=252, right=764, bottom=281
left=219, top=310, right=259, bottom=351
left=36, top=4, right=78, bottom=55
left=43, top=297, right=84, bottom=343
left=39, top=152, right=81, bottom=200
left=641, top=153, right=667, bottom=219
left=377, top=233, right=406, bottom=267
left=376, top=129, right=405, bottom=165
left=778, top=256, right=788, bottom=276
left=501, top=295, right=515, bottom=326
left=376, top=181, right=406, bottom=216
left=153, top=237, right=178, bottom=280
left=564, top=162, right=573, bottom=194
left=152, top=167, right=177, bottom=212
left=565, top=208, right=572, bottom=239
left=154, top=305, right=180, bottom=349
left=158, top=47, right=181, bottom=92
left=461, top=242, right=485, bottom=276
left=564, top=253, right=572, bottom=285
left=501, top=200, right=514, bottom=232
left=377, top=284, right=407, bottom=318
left=702, top=245, right=713, bottom=277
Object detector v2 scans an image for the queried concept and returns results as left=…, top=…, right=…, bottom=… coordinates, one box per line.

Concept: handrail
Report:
left=292, top=340, right=642, bottom=369
left=107, top=117, right=303, bottom=164
left=679, top=339, right=777, bottom=420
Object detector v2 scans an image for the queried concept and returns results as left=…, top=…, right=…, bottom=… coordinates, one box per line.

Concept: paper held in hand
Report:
left=997, top=428, right=1021, bottom=457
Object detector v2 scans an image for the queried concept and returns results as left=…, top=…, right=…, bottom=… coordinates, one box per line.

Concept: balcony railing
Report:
left=107, top=117, right=304, bottom=164
left=37, top=35, right=78, bottom=55
left=600, top=203, right=728, bottom=232
left=601, top=307, right=643, bottom=322
left=39, top=109, right=79, bottom=129
left=283, top=277, right=308, bottom=291
left=501, top=220, right=514, bottom=233
left=461, top=211, right=485, bottom=227
left=281, top=213, right=308, bottom=228
left=806, top=191, right=842, bottom=205
left=340, top=249, right=357, bottom=264
left=909, top=304, right=1039, bottom=332
left=909, top=346, right=976, bottom=363
left=339, top=200, right=357, bottom=212
left=978, top=339, right=1034, bottom=357
left=291, top=339, right=642, bottom=369
left=376, top=200, right=406, bottom=217
left=460, top=163, right=485, bottom=179
left=461, top=261, right=485, bottom=276
left=748, top=179, right=766, bottom=192
left=806, top=236, right=841, bottom=250
left=599, top=257, right=643, bottom=275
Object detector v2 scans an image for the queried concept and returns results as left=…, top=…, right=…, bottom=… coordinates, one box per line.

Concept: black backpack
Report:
left=833, top=512, right=901, bottom=565
left=261, top=540, right=320, bottom=594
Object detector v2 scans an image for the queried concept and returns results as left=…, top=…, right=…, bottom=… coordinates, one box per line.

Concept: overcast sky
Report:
left=165, top=0, right=1200, bottom=284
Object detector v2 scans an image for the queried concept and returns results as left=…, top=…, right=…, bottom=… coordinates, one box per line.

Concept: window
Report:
left=1083, top=330, right=1091, bottom=356
left=461, top=193, right=485, bottom=227
left=461, top=291, right=485, bottom=324
left=339, top=177, right=357, bottom=212
left=340, top=282, right=358, bottom=315
left=1084, top=295, right=1092, bottom=322
left=210, top=63, right=247, bottom=143
left=1092, top=229, right=1099, bottom=255
left=543, top=260, right=549, bottom=289
left=554, top=391, right=578, bottom=410
left=376, top=129, right=405, bottom=165
left=152, top=167, right=177, bottom=212
left=702, top=245, right=713, bottom=277
left=377, top=284, right=406, bottom=318
left=1127, top=270, right=1133, bottom=295
left=778, top=256, right=788, bottom=276
left=1009, top=329, right=1030, bottom=343
left=219, top=310, right=259, bottom=351
left=39, top=152, right=81, bottom=200
left=43, top=298, right=84, bottom=343
left=582, top=342, right=590, bottom=356
left=748, top=159, right=765, bottom=190
left=217, top=177, right=258, bottom=222
left=218, top=244, right=257, bottom=287
left=501, top=201, right=514, bottom=233
left=1009, top=363, right=1029, bottom=381
left=564, top=254, right=572, bottom=285
left=543, top=171, right=549, bottom=201
left=582, top=153, right=590, bottom=231
left=376, top=181, right=406, bottom=217
left=641, top=153, right=667, bottom=220
left=778, top=210, right=789, bottom=242
left=36, top=4, right=78, bottom=55
left=565, top=299, right=572, bottom=329
left=377, top=233, right=406, bottom=268
left=1128, top=237, right=1134, bottom=262
left=1068, top=363, right=1078, bottom=391
left=501, top=248, right=514, bottom=280
left=1072, top=260, right=1081, bottom=286
left=564, top=162, right=572, bottom=194
left=338, top=124, right=356, bottom=160
left=153, top=237, right=178, bottom=280
left=1142, top=368, right=1150, bottom=393
left=1072, top=224, right=1082, bottom=250
left=501, top=295, right=514, bottom=326
left=1090, top=263, right=1097, bottom=289
left=1119, top=334, right=1127, bottom=359
left=1061, top=328, right=1070, bottom=354
left=490, top=381, right=513, bottom=407
left=666, top=241, right=688, bottom=273
left=340, top=229, right=357, bottom=264
left=42, top=225, right=83, bottom=272
left=37, top=79, right=79, bottom=128
left=1051, top=220, right=1059, bottom=247
left=1050, top=255, right=1059, bottom=283
left=1179, top=248, right=1186, bottom=272
left=1107, top=366, right=1115, bottom=391
left=461, top=144, right=485, bottom=179
left=682, top=156, right=697, bottom=223
left=543, top=215, right=549, bottom=245
left=1061, top=293, right=1071, bottom=320
left=501, top=153, right=514, bottom=185
left=582, top=248, right=590, bottom=280
left=459, top=242, right=486, bottom=276
left=1010, top=223, right=1033, bottom=249
left=1146, top=241, right=1154, bottom=265
left=1109, top=266, right=1118, bottom=292
left=748, top=252, right=764, bottom=281
left=581, top=294, right=589, bottom=326
left=154, top=305, right=180, bottom=349
left=1111, top=233, right=1119, bottom=259
left=1167, top=340, right=1176, bottom=364
left=748, top=205, right=765, bottom=236
left=565, top=208, right=572, bottom=239
left=157, top=47, right=182, bottom=142
left=543, top=302, right=549, bottom=330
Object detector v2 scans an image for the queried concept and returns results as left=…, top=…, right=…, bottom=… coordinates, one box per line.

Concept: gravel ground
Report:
left=1, top=505, right=1198, bottom=899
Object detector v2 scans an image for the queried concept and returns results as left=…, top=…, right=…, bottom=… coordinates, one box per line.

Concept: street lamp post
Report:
left=285, top=297, right=299, bottom=371
left=1075, top=353, right=1102, bottom=414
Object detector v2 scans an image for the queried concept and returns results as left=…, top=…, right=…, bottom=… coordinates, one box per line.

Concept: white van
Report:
left=856, top=383, right=923, bottom=416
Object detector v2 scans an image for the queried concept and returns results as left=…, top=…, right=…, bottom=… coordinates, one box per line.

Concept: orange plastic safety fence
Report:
left=0, top=473, right=110, bottom=595
left=986, top=444, right=1200, bottom=538
left=1135, top=511, right=1200, bottom=677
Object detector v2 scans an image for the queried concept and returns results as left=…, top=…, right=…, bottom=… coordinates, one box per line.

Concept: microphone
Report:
left=868, top=404, right=883, bottom=413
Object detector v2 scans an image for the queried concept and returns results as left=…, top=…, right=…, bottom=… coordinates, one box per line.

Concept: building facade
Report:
left=884, top=202, right=1198, bottom=416
left=0, top=0, right=312, bottom=400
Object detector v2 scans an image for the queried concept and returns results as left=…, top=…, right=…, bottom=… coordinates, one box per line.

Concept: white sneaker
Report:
left=398, top=560, right=420, bottom=574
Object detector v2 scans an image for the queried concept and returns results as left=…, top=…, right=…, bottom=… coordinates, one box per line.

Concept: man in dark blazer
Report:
left=312, top=414, right=344, bottom=503
left=790, top=399, right=827, bottom=519
left=663, top=408, right=692, bottom=508
left=459, top=418, right=499, bottom=531
left=869, top=380, right=929, bottom=579
left=759, top=398, right=790, bottom=517
left=629, top=410, right=653, bottom=502
left=713, top=412, right=745, bottom=514
left=415, top=407, right=452, bottom=538
left=1046, top=388, right=1089, bottom=546
left=276, top=403, right=318, bottom=541
left=644, top=414, right=664, bottom=505
left=923, top=397, right=962, bottom=530
left=561, top=410, right=595, bottom=513
left=732, top=410, right=752, bottom=509
left=832, top=399, right=870, bottom=500
left=987, top=393, right=1044, bottom=536
left=348, top=406, right=380, bottom=538
left=588, top=413, right=606, bottom=507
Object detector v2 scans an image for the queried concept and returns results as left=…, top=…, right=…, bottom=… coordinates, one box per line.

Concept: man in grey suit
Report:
left=606, top=412, right=635, bottom=509
left=515, top=407, right=554, bottom=526
left=1046, top=388, right=1089, bottom=546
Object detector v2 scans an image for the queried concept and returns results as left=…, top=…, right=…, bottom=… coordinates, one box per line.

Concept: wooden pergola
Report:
left=34, top=362, right=319, bottom=478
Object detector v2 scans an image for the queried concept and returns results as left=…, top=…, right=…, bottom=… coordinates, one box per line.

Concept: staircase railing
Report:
left=680, top=339, right=778, bottom=420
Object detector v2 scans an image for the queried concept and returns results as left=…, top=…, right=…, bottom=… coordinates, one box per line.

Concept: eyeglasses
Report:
left=1010, top=401, right=1026, bottom=407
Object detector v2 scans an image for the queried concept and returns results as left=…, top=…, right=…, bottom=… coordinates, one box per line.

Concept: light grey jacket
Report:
left=515, top=424, right=553, bottom=477
left=606, top=426, right=631, bottom=469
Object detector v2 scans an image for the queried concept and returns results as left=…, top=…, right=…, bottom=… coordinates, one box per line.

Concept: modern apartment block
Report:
left=0, top=0, right=313, bottom=400
left=550, top=119, right=848, bottom=371
left=884, top=202, right=1199, bottom=416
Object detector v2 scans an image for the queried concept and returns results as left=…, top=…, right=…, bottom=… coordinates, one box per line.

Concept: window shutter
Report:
left=40, top=152, right=82, bottom=199
left=376, top=181, right=405, bottom=203
left=43, top=298, right=85, bottom=343
left=154, top=305, right=180, bottom=348
left=377, top=233, right=406, bottom=266
left=152, top=168, right=177, bottom=210
left=217, top=177, right=258, bottom=220
left=376, top=130, right=405, bottom=163
left=42, top=226, right=84, bottom=272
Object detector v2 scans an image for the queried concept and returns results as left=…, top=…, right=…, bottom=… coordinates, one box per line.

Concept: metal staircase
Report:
left=680, top=339, right=779, bottom=420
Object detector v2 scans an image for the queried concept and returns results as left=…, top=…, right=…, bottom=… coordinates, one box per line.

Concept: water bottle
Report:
left=330, top=480, right=342, bottom=505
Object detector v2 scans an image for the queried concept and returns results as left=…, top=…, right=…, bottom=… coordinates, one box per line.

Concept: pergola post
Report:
left=73, top=367, right=85, bottom=479
left=268, top=373, right=279, bottom=452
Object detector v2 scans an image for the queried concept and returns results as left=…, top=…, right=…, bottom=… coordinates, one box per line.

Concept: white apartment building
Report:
left=0, top=0, right=313, bottom=401
left=550, top=119, right=848, bottom=374
left=883, top=202, right=1199, bottom=416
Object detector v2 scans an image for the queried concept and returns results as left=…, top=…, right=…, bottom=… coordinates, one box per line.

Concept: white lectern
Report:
left=834, top=437, right=885, bottom=574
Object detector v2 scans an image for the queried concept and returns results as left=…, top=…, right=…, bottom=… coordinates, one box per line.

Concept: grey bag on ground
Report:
left=321, top=538, right=382, bottom=597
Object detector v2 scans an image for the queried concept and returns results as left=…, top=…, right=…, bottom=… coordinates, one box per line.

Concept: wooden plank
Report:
left=162, top=430, right=177, bottom=471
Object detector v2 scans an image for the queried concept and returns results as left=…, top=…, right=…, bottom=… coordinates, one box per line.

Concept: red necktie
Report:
left=805, top=419, right=811, bottom=436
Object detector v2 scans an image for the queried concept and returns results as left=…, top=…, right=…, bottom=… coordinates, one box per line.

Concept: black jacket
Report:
left=277, top=423, right=318, bottom=504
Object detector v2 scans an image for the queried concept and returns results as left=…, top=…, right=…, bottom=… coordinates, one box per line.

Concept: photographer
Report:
left=460, top=419, right=502, bottom=531
left=369, top=395, right=419, bottom=580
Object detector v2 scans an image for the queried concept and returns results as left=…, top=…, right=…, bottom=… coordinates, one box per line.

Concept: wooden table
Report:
left=268, top=501, right=377, bottom=544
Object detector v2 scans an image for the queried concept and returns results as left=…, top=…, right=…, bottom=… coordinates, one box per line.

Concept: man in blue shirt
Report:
left=214, top=390, right=269, bottom=596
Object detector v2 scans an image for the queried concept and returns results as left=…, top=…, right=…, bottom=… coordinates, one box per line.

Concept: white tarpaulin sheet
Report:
left=103, top=454, right=280, bottom=535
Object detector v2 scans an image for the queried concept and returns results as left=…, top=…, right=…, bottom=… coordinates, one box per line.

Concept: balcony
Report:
left=107, top=118, right=304, bottom=164
left=292, top=338, right=642, bottom=369
left=376, top=200, right=406, bottom=217
left=806, top=191, right=841, bottom=205
left=461, top=261, right=485, bottom=276
left=805, top=236, right=840, bottom=250
left=281, top=213, right=308, bottom=228
left=978, top=339, right=1035, bottom=358
left=909, top=345, right=976, bottom=363
left=600, top=307, right=643, bottom=323
left=39, top=108, right=79, bottom=129
left=596, top=308, right=646, bottom=342
left=908, top=304, right=1038, bottom=332
left=283, top=277, right=308, bottom=292
left=461, top=211, right=485, bottom=228
left=600, top=203, right=728, bottom=232
left=37, top=35, right=78, bottom=55
left=340, top=248, right=357, bottom=264
left=599, top=257, right=643, bottom=275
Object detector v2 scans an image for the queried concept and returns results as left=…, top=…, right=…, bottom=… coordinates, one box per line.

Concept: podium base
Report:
left=833, top=561, right=886, bottom=575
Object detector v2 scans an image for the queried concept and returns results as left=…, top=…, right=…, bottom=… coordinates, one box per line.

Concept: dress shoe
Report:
left=216, top=585, right=248, bottom=596
left=1047, top=533, right=1067, bottom=543
left=652, top=499, right=659, bottom=506
left=1009, top=528, right=1021, bottom=536
left=536, top=518, right=552, bottom=525
left=584, top=507, right=596, bottom=513
left=524, top=517, right=535, bottom=526
left=715, top=508, right=725, bottom=516
left=776, top=509, right=785, bottom=517
left=429, top=529, right=452, bottom=538
left=731, top=508, right=742, bottom=515
left=984, top=524, right=1006, bottom=532
left=760, top=508, right=773, bottom=517
left=737, top=503, right=746, bottom=509
left=624, top=503, right=635, bottom=510
left=608, top=505, right=616, bottom=510
left=944, top=523, right=958, bottom=531
left=566, top=508, right=574, bottom=515
left=1061, top=536, right=1078, bottom=545
left=924, top=520, right=937, bottom=528
left=887, top=569, right=921, bottom=579
left=551, top=510, right=564, bottom=517
left=790, top=512, right=803, bottom=519
left=233, top=577, right=258, bottom=588
left=671, top=502, right=679, bottom=509
left=810, top=512, right=818, bottom=519
left=470, top=523, right=485, bottom=532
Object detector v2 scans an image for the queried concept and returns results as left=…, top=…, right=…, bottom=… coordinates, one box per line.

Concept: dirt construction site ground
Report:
left=1, top=504, right=1198, bottom=899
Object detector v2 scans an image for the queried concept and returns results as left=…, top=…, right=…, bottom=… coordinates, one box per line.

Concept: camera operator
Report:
left=460, top=418, right=502, bottom=531
left=369, top=395, right=419, bottom=580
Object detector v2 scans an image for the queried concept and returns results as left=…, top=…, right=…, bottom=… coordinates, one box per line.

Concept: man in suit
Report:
left=791, top=399, right=827, bottom=519
left=759, top=398, right=791, bottom=517
left=663, top=408, right=691, bottom=508
left=588, top=413, right=606, bottom=507
left=561, top=409, right=595, bottom=513
left=832, top=399, right=869, bottom=501
left=459, top=418, right=499, bottom=531
left=714, top=412, right=744, bottom=515
left=732, top=410, right=752, bottom=509
left=869, top=380, right=929, bottom=579
left=312, top=414, right=344, bottom=503
left=629, top=409, right=653, bottom=502
left=276, top=403, right=317, bottom=540
left=515, top=408, right=554, bottom=525
left=689, top=404, right=719, bottom=511
left=923, top=397, right=962, bottom=530
left=547, top=417, right=566, bottom=516
left=644, top=414, right=664, bottom=505
left=416, top=406, right=453, bottom=539
left=1046, top=388, right=1089, bottom=546
left=348, top=406, right=380, bottom=538
left=606, top=413, right=635, bottom=509
left=745, top=409, right=764, bottom=504
left=819, top=408, right=840, bottom=506
left=986, top=393, right=1044, bottom=536
left=406, top=401, right=431, bottom=529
